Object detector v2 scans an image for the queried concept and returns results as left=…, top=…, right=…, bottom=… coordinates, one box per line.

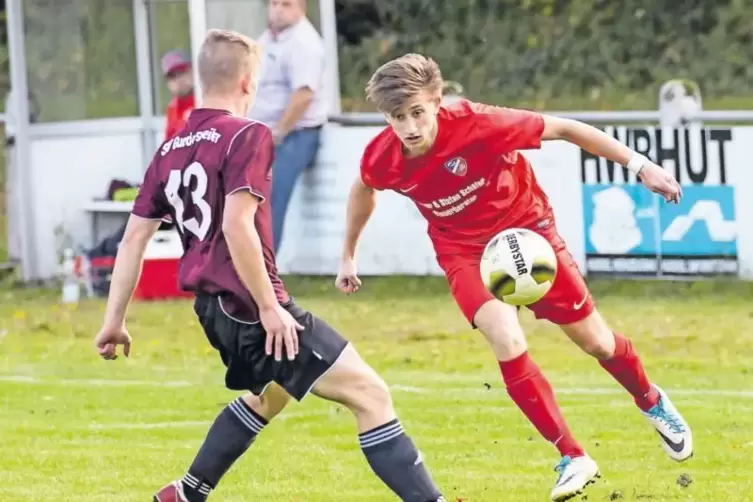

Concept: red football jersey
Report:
left=360, top=100, right=553, bottom=255
left=164, top=93, right=196, bottom=140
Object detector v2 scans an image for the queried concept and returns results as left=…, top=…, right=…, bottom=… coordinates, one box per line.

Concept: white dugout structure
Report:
left=6, top=0, right=338, bottom=282
left=6, top=0, right=753, bottom=282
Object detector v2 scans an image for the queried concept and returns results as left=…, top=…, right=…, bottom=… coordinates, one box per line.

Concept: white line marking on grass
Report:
left=4, top=375, right=752, bottom=398
left=559, top=388, right=753, bottom=398
left=88, top=420, right=210, bottom=430
left=1, top=375, right=36, bottom=382
left=84, top=411, right=327, bottom=430
left=392, top=385, right=423, bottom=393
left=392, top=384, right=753, bottom=398
left=0, top=375, right=192, bottom=387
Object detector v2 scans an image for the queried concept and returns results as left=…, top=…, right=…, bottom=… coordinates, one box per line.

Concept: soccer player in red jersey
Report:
left=93, top=33, right=446, bottom=502
left=336, top=54, right=692, bottom=501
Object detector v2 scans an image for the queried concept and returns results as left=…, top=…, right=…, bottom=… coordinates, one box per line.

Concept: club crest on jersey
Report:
left=444, top=157, right=467, bottom=176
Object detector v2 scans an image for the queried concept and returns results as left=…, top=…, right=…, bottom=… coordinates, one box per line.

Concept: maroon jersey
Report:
left=132, top=108, right=289, bottom=322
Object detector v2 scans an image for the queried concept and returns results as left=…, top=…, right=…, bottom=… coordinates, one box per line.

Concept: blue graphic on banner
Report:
left=582, top=185, right=738, bottom=276
left=660, top=186, right=736, bottom=256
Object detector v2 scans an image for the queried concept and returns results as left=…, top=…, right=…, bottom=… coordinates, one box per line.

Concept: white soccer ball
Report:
left=480, top=228, right=558, bottom=306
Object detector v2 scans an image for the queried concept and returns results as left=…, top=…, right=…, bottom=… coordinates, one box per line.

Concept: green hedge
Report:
left=1, top=0, right=190, bottom=122
left=1, top=1, right=752, bottom=117
left=337, top=0, right=753, bottom=111
left=21, top=0, right=139, bottom=122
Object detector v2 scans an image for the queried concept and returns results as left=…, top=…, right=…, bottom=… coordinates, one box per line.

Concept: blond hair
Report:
left=365, top=54, right=444, bottom=115
left=197, top=29, right=262, bottom=94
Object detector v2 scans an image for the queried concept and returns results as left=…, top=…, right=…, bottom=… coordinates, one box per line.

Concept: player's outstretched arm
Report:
left=336, top=178, right=376, bottom=294
left=223, top=191, right=303, bottom=361
left=540, top=115, right=682, bottom=203
left=223, top=192, right=279, bottom=309
left=95, top=215, right=161, bottom=359
left=104, top=215, right=162, bottom=323
left=342, top=177, right=377, bottom=260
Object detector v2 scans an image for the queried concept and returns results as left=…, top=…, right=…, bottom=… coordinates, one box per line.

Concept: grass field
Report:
left=1, top=276, right=753, bottom=501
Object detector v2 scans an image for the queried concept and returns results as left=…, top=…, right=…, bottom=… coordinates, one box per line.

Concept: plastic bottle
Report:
left=78, top=249, right=95, bottom=299
left=61, top=248, right=80, bottom=304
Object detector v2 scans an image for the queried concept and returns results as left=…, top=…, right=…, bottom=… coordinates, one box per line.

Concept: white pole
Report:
left=6, top=0, right=37, bottom=280
left=318, top=0, right=341, bottom=116
left=133, top=0, right=157, bottom=166
left=188, top=0, right=207, bottom=107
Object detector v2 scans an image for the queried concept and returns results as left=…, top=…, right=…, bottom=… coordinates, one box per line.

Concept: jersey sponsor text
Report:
left=161, top=128, right=223, bottom=156
left=426, top=177, right=486, bottom=217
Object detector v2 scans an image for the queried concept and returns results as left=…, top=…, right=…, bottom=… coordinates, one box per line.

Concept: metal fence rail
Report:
left=329, top=110, right=753, bottom=126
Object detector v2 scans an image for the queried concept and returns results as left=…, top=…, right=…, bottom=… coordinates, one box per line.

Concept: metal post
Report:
left=6, top=0, right=38, bottom=280
left=318, top=0, right=341, bottom=116
left=188, top=0, right=207, bottom=107
left=134, top=0, right=157, bottom=167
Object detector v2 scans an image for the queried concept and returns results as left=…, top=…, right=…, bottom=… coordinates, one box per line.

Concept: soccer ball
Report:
left=480, top=228, right=557, bottom=306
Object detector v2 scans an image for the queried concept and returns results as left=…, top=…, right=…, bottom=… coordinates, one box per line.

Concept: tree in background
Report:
left=336, top=0, right=753, bottom=111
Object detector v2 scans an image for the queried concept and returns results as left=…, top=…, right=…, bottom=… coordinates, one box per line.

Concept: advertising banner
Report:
left=580, top=126, right=737, bottom=277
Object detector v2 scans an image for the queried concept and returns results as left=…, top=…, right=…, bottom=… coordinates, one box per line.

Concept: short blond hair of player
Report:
left=337, top=53, right=691, bottom=502
left=195, top=29, right=263, bottom=114
left=95, top=34, right=447, bottom=502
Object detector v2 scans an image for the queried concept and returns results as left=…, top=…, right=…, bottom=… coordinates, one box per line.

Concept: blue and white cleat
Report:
left=550, top=455, right=600, bottom=502
left=641, top=384, right=693, bottom=461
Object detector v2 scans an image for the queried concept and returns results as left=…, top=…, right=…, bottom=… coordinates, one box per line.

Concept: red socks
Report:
left=498, top=334, right=658, bottom=459
left=599, top=333, right=660, bottom=412
left=500, top=352, right=584, bottom=458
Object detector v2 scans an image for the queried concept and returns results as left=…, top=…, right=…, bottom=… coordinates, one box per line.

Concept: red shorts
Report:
left=437, top=223, right=594, bottom=326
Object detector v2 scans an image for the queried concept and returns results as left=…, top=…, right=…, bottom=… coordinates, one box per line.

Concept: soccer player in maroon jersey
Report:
left=336, top=54, right=692, bottom=501
left=93, top=32, right=446, bottom=502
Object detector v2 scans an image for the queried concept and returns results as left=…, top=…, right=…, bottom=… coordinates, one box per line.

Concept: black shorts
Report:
left=194, top=294, right=349, bottom=401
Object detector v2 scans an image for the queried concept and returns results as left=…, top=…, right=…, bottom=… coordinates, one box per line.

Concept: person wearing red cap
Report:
left=162, top=49, right=196, bottom=140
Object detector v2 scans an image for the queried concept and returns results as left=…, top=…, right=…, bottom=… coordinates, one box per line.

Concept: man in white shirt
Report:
left=250, top=0, right=327, bottom=253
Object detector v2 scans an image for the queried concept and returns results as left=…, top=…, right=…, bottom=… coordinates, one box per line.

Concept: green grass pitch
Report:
left=1, top=276, right=752, bottom=501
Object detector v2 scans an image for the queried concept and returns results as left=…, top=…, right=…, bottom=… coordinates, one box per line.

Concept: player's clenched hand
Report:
left=335, top=258, right=362, bottom=294
left=94, top=325, right=132, bottom=360
left=639, top=163, right=683, bottom=204
left=260, top=305, right=304, bottom=362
